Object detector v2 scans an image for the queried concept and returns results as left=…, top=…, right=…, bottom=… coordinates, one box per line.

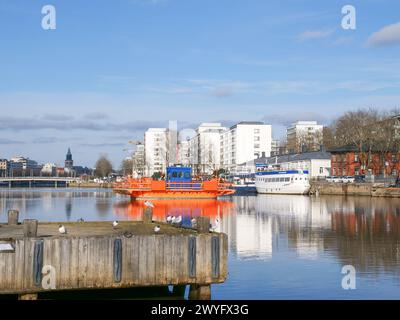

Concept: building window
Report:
left=319, top=167, right=323, bottom=174
left=254, top=144, right=260, bottom=149
left=254, top=129, right=260, bottom=134
left=254, top=136, right=260, bottom=141
left=354, top=154, right=359, bottom=162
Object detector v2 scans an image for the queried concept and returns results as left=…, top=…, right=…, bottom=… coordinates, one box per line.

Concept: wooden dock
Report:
left=0, top=210, right=227, bottom=300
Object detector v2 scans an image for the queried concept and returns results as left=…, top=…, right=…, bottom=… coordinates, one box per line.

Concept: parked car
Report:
left=326, top=176, right=342, bottom=183
left=326, top=176, right=355, bottom=183
left=354, top=175, right=366, bottom=183
left=342, top=176, right=355, bottom=183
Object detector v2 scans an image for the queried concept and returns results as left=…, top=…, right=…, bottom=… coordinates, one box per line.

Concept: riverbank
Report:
left=69, top=181, right=113, bottom=188
left=310, top=181, right=400, bottom=197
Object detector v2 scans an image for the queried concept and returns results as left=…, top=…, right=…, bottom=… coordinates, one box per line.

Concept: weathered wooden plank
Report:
left=15, top=239, right=25, bottom=291
left=23, top=239, right=35, bottom=290
left=78, top=237, right=89, bottom=288
left=154, top=235, right=165, bottom=283
left=211, top=236, right=220, bottom=279
left=188, top=236, right=196, bottom=279
left=113, top=238, right=122, bottom=283
left=220, top=233, right=228, bottom=281
left=33, top=240, right=44, bottom=286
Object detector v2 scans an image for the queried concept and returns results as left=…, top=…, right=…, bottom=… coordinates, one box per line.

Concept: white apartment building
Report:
left=41, top=163, right=57, bottom=176
left=144, top=128, right=169, bottom=176
left=177, top=138, right=191, bottom=166
left=286, top=121, right=323, bottom=154
left=221, top=122, right=272, bottom=173
left=189, top=123, right=227, bottom=174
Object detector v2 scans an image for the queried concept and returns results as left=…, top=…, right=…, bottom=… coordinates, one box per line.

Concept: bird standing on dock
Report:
left=191, top=218, right=197, bottom=227
left=112, top=220, right=119, bottom=228
left=58, top=225, right=67, bottom=234
left=144, top=200, right=155, bottom=208
left=210, top=218, right=220, bottom=232
left=154, top=225, right=161, bottom=233
left=166, top=215, right=173, bottom=223
left=172, top=215, right=182, bottom=225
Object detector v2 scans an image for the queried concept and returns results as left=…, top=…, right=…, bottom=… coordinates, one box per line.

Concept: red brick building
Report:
left=329, top=145, right=400, bottom=177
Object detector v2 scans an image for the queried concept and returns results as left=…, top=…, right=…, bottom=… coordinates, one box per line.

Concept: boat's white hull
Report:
left=256, top=183, right=310, bottom=195
left=255, top=170, right=310, bottom=195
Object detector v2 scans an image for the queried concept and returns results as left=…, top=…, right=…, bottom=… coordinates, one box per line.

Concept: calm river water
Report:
left=1, top=188, right=399, bottom=299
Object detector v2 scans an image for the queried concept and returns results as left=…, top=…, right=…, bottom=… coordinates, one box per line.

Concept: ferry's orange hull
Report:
left=113, top=178, right=235, bottom=199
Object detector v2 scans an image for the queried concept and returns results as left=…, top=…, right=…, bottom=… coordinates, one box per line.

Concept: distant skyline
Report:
left=1, top=0, right=400, bottom=167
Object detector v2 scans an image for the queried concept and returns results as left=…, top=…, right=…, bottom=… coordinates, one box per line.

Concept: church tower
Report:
left=65, top=148, right=74, bottom=169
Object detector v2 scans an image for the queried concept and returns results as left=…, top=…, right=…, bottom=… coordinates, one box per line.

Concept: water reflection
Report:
left=1, top=188, right=400, bottom=296
left=222, top=195, right=400, bottom=276
left=114, top=199, right=235, bottom=228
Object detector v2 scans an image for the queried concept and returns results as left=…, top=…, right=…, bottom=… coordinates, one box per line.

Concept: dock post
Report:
left=189, top=284, right=211, bottom=300
left=196, top=217, right=210, bottom=233
left=23, top=219, right=38, bottom=237
left=18, top=293, right=38, bottom=300
left=143, top=208, right=153, bottom=223
left=7, top=210, right=19, bottom=225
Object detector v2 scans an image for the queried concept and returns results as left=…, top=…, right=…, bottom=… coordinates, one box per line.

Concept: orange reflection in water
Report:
left=113, top=199, right=235, bottom=222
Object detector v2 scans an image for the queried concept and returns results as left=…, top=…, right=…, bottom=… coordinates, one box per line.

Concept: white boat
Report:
left=255, top=170, right=310, bottom=195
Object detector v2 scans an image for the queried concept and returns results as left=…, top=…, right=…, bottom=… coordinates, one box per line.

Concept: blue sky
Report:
left=0, top=0, right=400, bottom=167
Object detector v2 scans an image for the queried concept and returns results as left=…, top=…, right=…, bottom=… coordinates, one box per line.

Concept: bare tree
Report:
left=322, top=126, right=336, bottom=150
left=95, top=155, right=113, bottom=178
left=121, top=158, right=133, bottom=176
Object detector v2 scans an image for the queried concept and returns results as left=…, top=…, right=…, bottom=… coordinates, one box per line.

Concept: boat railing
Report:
left=114, top=178, right=234, bottom=191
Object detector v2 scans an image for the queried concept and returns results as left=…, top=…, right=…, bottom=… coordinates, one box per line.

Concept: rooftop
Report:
left=238, top=150, right=331, bottom=166
left=230, top=121, right=266, bottom=130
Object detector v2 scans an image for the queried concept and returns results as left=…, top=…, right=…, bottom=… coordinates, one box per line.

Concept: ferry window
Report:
left=279, top=178, right=284, bottom=182
left=178, top=172, right=183, bottom=178
left=285, top=178, right=290, bottom=182
left=172, top=172, right=178, bottom=178
left=184, top=172, right=191, bottom=179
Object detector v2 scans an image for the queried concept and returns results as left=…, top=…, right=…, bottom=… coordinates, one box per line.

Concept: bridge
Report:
left=0, top=177, right=79, bottom=188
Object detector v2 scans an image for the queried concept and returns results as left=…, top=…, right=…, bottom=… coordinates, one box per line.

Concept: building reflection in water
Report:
left=113, top=199, right=235, bottom=229
left=1, top=189, right=400, bottom=278
left=221, top=195, right=400, bottom=276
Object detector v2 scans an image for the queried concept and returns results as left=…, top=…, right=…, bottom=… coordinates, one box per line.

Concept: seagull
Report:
left=154, top=225, right=161, bottom=233
left=77, top=218, right=84, bottom=223
left=172, top=215, right=182, bottom=225
left=58, top=225, right=67, bottom=234
left=210, top=218, right=220, bottom=232
left=144, top=201, right=155, bottom=208
left=112, top=220, right=119, bottom=228
left=166, top=215, right=173, bottom=223
left=191, top=218, right=197, bottom=227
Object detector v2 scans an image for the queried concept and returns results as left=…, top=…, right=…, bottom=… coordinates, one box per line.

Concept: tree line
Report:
left=323, top=108, right=400, bottom=153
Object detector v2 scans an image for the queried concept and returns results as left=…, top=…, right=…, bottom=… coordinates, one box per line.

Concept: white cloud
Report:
left=366, top=22, right=400, bottom=47
left=297, top=29, right=335, bottom=42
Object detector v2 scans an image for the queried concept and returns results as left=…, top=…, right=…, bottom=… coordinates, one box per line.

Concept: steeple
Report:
left=65, top=148, right=73, bottom=168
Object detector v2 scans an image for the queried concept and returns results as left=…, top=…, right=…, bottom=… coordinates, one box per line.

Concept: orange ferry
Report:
left=113, top=166, right=235, bottom=200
